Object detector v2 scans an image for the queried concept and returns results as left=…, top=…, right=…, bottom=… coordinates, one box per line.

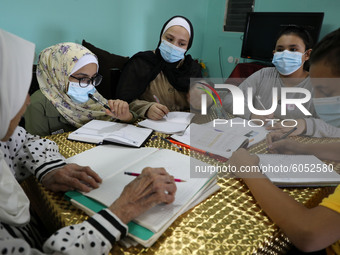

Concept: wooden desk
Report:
left=21, top=132, right=339, bottom=254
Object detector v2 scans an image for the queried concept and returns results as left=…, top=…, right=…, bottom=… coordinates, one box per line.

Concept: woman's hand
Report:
left=41, top=163, right=102, bottom=192
left=107, top=99, right=133, bottom=122
left=227, top=148, right=263, bottom=179
left=147, top=103, right=169, bottom=120
left=109, top=167, right=176, bottom=224
left=266, top=132, right=304, bottom=154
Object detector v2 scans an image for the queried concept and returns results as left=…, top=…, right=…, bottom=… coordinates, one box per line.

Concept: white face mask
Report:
left=159, top=39, right=186, bottom=63
left=313, top=96, right=340, bottom=127
left=67, top=82, right=96, bottom=104
left=272, top=50, right=305, bottom=75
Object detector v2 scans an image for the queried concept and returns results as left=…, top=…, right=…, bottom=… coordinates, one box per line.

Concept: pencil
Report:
left=278, top=127, right=297, bottom=140
left=153, top=95, right=160, bottom=104
left=124, top=172, right=186, bottom=182
left=153, top=94, right=168, bottom=117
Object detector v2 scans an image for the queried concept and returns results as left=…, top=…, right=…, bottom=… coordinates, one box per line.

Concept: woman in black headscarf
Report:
left=116, top=15, right=202, bottom=120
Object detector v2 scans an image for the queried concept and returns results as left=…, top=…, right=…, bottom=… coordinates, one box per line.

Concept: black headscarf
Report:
left=115, top=15, right=202, bottom=102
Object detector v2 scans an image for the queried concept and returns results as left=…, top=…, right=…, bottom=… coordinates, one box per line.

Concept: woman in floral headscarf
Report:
left=24, top=42, right=137, bottom=136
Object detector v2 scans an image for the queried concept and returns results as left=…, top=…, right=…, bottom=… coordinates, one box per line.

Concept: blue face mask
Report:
left=67, top=82, right=96, bottom=104
left=313, top=96, right=340, bottom=127
left=159, top=39, right=186, bottom=63
left=272, top=50, right=305, bottom=75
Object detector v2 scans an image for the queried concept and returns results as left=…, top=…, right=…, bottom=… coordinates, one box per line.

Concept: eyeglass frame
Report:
left=69, top=73, right=103, bottom=88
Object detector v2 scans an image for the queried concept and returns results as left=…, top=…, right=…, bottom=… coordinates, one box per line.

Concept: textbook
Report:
left=67, top=120, right=153, bottom=147
left=258, top=154, right=340, bottom=187
left=138, top=111, right=195, bottom=134
left=171, top=117, right=268, bottom=159
left=64, top=145, right=219, bottom=247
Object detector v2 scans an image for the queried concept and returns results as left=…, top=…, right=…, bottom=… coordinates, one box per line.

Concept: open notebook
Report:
left=138, top=112, right=195, bottom=134
left=258, top=154, right=340, bottom=187
left=64, top=145, right=219, bottom=247
left=67, top=120, right=153, bottom=147
left=171, top=117, right=268, bottom=159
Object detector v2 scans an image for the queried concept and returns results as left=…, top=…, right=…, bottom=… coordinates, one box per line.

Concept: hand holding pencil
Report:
left=146, top=95, right=169, bottom=120
left=266, top=128, right=301, bottom=155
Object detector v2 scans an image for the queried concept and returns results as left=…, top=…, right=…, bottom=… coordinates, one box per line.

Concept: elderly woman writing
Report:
left=0, top=29, right=176, bottom=254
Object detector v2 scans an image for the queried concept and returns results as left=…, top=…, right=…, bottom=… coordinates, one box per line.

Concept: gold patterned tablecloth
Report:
left=21, top=132, right=340, bottom=255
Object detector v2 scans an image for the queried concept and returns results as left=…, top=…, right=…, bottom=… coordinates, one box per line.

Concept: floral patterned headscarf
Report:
left=37, top=42, right=112, bottom=128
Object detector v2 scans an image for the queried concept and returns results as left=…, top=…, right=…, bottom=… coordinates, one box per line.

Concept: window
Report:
left=224, top=0, right=254, bottom=32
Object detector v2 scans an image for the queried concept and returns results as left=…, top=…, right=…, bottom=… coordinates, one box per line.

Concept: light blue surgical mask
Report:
left=67, top=82, right=96, bottom=104
left=159, top=39, right=186, bottom=63
left=313, top=96, right=340, bottom=127
left=272, top=50, right=305, bottom=75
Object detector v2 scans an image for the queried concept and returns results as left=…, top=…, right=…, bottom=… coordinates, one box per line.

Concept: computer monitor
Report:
left=241, top=12, right=324, bottom=62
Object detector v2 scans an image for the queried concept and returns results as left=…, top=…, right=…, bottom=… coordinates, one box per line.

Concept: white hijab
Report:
left=0, top=29, right=35, bottom=225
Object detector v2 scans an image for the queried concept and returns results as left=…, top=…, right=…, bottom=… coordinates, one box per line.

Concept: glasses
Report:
left=70, top=74, right=103, bottom=87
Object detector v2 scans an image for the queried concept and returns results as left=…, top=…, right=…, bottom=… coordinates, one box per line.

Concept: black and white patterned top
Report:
left=0, top=127, right=128, bottom=254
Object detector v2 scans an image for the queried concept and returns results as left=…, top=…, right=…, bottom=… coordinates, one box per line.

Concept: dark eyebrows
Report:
left=164, top=32, right=174, bottom=38
left=72, top=72, right=98, bottom=78
left=276, top=44, right=301, bottom=48
left=164, top=32, right=188, bottom=43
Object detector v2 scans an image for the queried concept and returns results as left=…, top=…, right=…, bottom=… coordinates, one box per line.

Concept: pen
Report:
left=153, top=94, right=168, bottom=117
left=124, top=172, right=186, bottom=182
left=278, top=127, right=297, bottom=140
left=88, top=93, right=113, bottom=112
left=160, top=137, right=182, bottom=151
left=255, top=95, right=266, bottom=110
left=255, top=95, right=278, bottom=127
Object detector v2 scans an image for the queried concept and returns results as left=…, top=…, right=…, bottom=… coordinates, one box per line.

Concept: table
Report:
left=21, top=132, right=339, bottom=255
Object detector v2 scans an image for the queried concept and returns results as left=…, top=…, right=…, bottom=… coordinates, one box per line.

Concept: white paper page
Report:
left=258, top=154, right=340, bottom=184
left=163, top=112, right=195, bottom=124
left=138, top=112, right=195, bottom=134
left=190, top=124, right=249, bottom=158
left=68, top=120, right=152, bottom=146
left=66, top=145, right=215, bottom=233
left=172, top=118, right=268, bottom=148
left=172, top=124, right=247, bottom=158
left=211, top=117, right=268, bottom=147
left=66, top=145, right=157, bottom=181
left=183, top=180, right=220, bottom=214
left=104, top=124, right=152, bottom=147
left=125, top=149, right=215, bottom=232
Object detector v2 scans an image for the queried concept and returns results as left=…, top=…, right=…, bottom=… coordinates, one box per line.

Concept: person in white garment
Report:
left=0, top=29, right=176, bottom=254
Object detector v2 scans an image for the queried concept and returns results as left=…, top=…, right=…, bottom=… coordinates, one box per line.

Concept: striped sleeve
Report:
left=34, top=159, right=66, bottom=182
left=86, top=209, right=128, bottom=246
